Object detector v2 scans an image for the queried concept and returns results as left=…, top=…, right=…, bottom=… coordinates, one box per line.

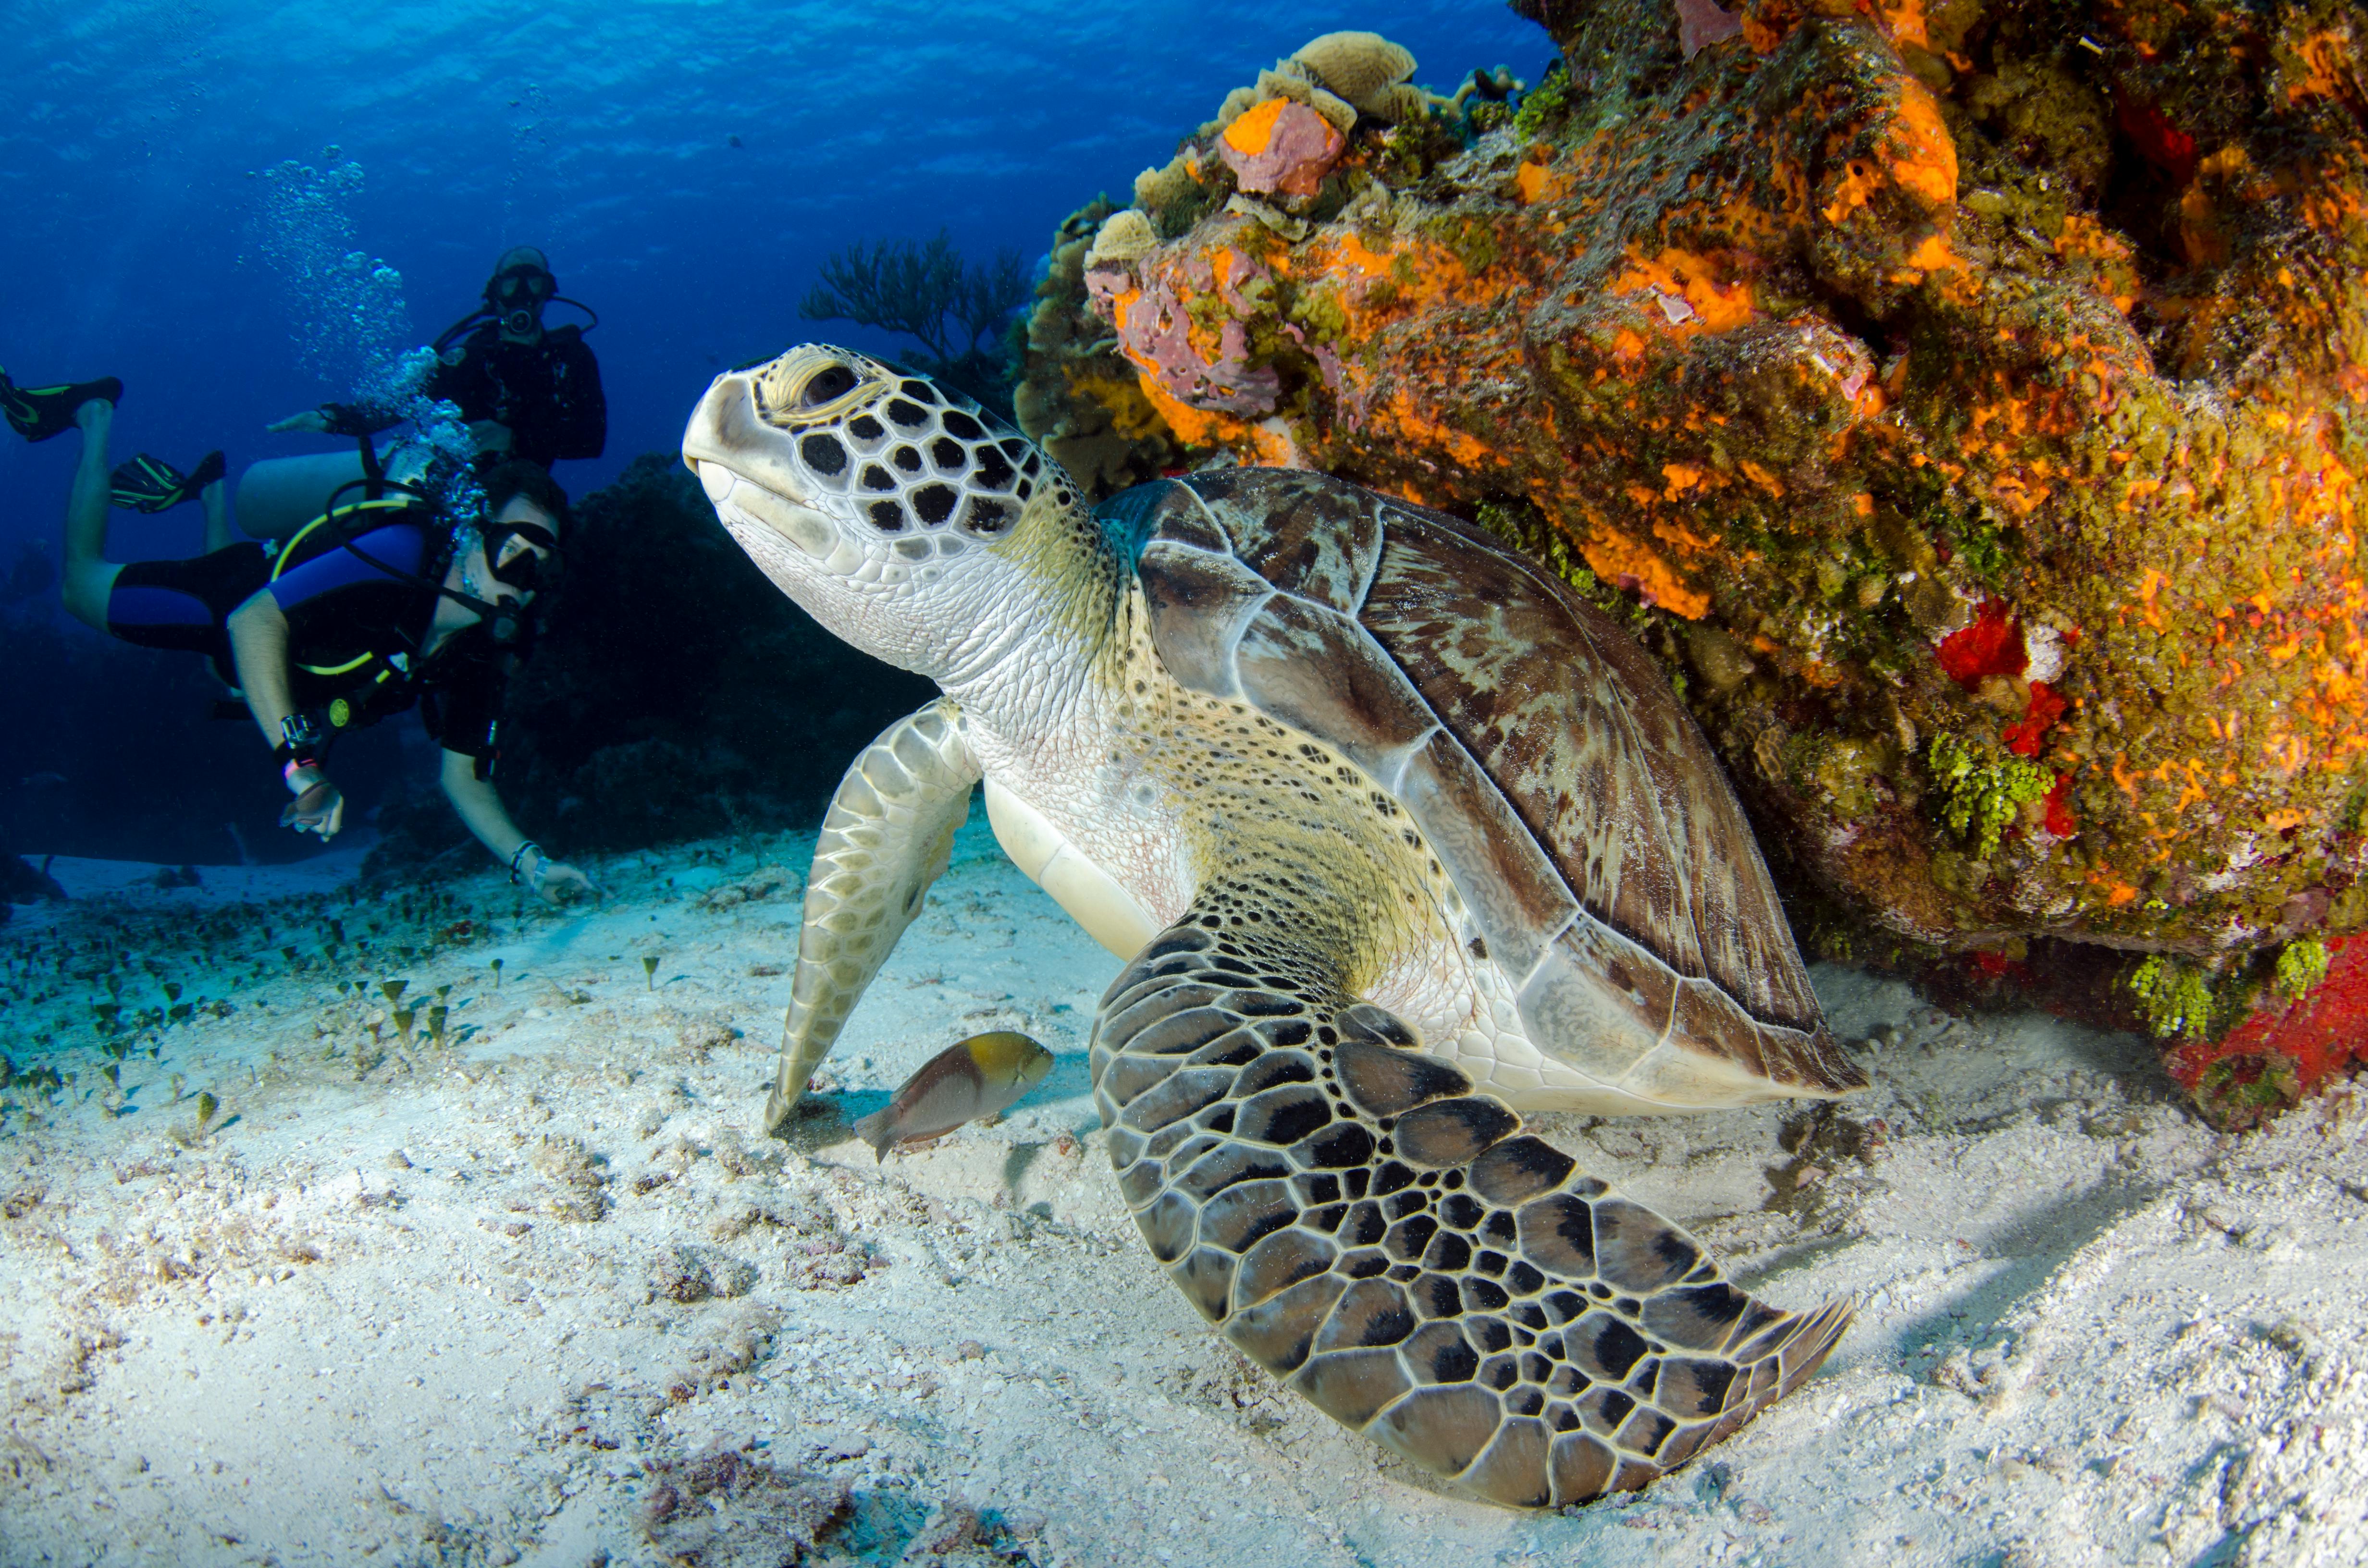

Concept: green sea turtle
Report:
left=680, top=346, right=1867, bottom=1508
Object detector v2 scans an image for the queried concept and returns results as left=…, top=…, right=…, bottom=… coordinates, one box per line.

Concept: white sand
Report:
left=3, top=821, right=2364, bottom=1567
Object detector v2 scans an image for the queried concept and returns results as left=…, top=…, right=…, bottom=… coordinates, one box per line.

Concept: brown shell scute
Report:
left=1122, top=470, right=1862, bottom=1100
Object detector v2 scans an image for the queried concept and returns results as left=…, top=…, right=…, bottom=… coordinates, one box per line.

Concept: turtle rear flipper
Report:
left=1091, top=889, right=1852, bottom=1507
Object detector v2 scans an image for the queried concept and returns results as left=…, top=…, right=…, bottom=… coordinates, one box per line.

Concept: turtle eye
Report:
left=801, top=365, right=860, bottom=407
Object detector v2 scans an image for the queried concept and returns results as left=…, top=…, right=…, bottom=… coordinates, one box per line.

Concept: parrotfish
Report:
left=851, top=1031, right=1054, bottom=1160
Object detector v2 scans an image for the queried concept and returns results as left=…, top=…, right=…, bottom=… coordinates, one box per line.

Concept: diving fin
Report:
left=110, top=450, right=225, bottom=514
left=0, top=368, right=123, bottom=442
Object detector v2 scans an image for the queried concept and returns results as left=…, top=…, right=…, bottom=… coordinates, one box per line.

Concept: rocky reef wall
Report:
left=1015, top=5, right=2368, bottom=1121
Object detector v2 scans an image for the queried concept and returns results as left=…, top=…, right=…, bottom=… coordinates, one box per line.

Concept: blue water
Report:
left=2, top=0, right=1550, bottom=559
left=0, top=1, right=1552, bottom=867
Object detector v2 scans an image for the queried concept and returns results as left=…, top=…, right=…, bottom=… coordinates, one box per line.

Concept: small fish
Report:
left=852, top=1031, right=1054, bottom=1160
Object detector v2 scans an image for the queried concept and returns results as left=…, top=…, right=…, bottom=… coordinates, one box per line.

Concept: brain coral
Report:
left=1253, top=66, right=1360, bottom=135
left=1085, top=208, right=1159, bottom=267
left=1290, top=30, right=1419, bottom=116
left=1020, top=0, right=2368, bottom=1121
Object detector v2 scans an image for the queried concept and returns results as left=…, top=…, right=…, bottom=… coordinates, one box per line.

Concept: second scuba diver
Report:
left=101, top=246, right=607, bottom=542
left=0, top=372, right=595, bottom=903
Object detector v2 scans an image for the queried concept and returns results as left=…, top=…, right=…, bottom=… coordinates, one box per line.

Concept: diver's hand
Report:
left=269, top=408, right=333, bottom=435
left=527, top=855, right=598, bottom=906
left=280, top=767, right=345, bottom=838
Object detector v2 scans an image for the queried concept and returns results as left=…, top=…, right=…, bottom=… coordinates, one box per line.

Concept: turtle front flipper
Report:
left=766, top=699, right=982, bottom=1133
left=1090, top=891, right=1851, bottom=1508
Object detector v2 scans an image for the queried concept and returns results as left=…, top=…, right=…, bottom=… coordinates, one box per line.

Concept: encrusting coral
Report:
left=1015, top=1, right=2368, bottom=1124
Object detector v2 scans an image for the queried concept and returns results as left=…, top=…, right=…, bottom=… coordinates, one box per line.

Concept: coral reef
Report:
left=1014, top=1, right=2368, bottom=1116
left=2169, top=936, right=2368, bottom=1127
left=368, top=456, right=935, bottom=876
left=798, top=230, right=1029, bottom=416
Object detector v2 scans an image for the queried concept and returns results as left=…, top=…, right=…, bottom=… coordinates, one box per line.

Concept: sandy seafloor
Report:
left=2, top=820, right=2365, bottom=1568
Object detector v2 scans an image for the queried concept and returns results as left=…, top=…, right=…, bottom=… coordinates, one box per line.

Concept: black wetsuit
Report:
left=103, top=517, right=516, bottom=769
left=424, top=323, right=605, bottom=467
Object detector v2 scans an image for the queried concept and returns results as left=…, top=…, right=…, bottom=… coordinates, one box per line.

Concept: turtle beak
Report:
left=682, top=370, right=839, bottom=560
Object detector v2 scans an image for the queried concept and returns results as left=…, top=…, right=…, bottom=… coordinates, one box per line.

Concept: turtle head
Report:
left=682, top=344, right=1088, bottom=682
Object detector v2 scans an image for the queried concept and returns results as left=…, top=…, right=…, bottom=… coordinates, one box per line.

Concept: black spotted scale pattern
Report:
left=1089, top=911, right=1853, bottom=1509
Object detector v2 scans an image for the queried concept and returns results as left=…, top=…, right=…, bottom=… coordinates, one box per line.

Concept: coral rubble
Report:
left=1015, top=5, right=2368, bottom=1116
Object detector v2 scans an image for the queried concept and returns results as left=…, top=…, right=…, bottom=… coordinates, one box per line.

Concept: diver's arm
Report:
left=227, top=591, right=344, bottom=836
left=267, top=404, right=400, bottom=438
left=438, top=747, right=594, bottom=904
left=226, top=592, right=298, bottom=750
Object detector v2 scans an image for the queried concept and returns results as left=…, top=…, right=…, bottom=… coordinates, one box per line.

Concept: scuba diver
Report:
left=96, top=246, right=607, bottom=543
left=0, top=370, right=595, bottom=903
left=416, top=245, right=605, bottom=468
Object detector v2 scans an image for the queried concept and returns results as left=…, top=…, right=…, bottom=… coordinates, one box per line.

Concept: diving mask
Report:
left=485, top=519, right=558, bottom=590
left=491, top=264, right=556, bottom=335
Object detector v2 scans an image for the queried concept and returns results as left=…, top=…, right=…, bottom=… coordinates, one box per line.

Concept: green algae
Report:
left=1926, top=734, right=2052, bottom=859
left=2128, top=955, right=2221, bottom=1041
left=1511, top=62, right=1574, bottom=141
left=2273, top=938, right=2332, bottom=1004
left=1422, top=213, right=1499, bottom=276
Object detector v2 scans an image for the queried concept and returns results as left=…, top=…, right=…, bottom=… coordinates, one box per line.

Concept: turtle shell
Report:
left=1103, top=468, right=1864, bottom=1107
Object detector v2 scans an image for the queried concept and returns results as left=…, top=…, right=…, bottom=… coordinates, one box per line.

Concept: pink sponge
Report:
left=1217, top=99, right=1345, bottom=199
left=1116, top=276, right=1280, bottom=416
